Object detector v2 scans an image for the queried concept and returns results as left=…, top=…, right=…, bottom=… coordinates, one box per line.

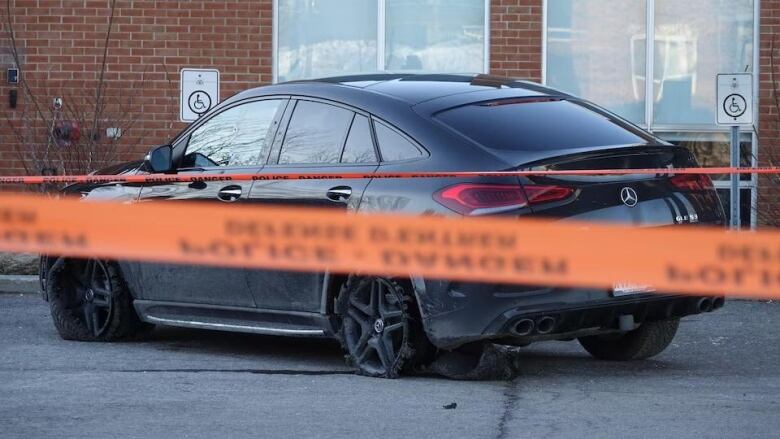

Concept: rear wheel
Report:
left=578, top=318, right=680, bottom=361
left=335, top=276, right=434, bottom=378
left=47, top=258, right=152, bottom=341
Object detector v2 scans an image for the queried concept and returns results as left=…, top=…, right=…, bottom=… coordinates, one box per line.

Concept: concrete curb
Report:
left=0, top=275, right=39, bottom=295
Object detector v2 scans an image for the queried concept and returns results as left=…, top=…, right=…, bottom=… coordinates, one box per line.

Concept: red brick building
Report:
left=0, top=0, right=777, bottom=225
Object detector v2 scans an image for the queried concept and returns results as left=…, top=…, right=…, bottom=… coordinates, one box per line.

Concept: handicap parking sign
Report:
left=188, top=91, right=212, bottom=116
left=180, top=68, right=219, bottom=122
left=716, top=73, right=752, bottom=126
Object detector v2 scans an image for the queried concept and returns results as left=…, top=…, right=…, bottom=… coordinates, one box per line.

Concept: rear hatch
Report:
left=518, top=146, right=725, bottom=226
left=434, top=96, right=726, bottom=227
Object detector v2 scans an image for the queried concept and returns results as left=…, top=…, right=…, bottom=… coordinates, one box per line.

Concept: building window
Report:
left=653, top=0, right=754, bottom=125
left=385, top=0, right=486, bottom=73
left=546, top=0, right=647, bottom=125
left=276, top=0, right=378, bottom=83
left=544, top=0, right=758, bottom=227
left=274, top=0, right=488, bottom=82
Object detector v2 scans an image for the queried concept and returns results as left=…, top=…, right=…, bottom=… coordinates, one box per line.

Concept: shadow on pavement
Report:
left=135, top=327, right=691, bottom=381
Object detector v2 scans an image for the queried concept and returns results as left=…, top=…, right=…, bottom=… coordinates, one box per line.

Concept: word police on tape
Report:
left=0, top=194, right=778, bottom=299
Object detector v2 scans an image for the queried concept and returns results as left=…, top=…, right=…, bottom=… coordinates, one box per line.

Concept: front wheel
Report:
left=46, top=258, right=152, bottom=341
left=335, top=276, right=434, bottom=378
left=578, top=318, right=680, bottom=361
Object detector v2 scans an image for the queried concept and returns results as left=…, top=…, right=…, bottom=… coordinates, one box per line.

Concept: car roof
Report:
left=302, top=73, right=566, bottom=105
left=230, top=73, right=568, bottom=108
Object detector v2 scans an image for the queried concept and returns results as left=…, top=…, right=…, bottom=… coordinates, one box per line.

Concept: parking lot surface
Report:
left=1, top=294, right=778, bottom=439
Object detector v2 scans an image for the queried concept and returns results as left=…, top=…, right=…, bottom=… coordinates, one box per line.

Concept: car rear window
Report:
left=435, top=98, right=653, bottom=152
left=278, top=100, right=353, bottom=165
left=374, top=121, right=424, bottom=162
left=341, top=115, right=377, bottom=163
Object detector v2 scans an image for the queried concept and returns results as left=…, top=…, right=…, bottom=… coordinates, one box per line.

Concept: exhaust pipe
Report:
left=536, top=316, right=556, bottom=334
left=697, top=298, right=713, bottom=313
left=711, top=297, right=725, bottom=310
left=512, top=319, right=535, bottom=336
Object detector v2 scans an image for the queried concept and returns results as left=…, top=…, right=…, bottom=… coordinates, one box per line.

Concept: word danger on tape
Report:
left=0, top=194, right=778, bottom=299
left=0, top=166, right=779, bottom=185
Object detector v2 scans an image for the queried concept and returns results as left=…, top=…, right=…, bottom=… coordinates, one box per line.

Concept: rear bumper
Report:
left=413, top=278, right=723, bottom=349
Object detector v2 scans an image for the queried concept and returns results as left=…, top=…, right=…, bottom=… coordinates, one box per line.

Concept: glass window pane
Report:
left=279, top=101, right=353, bottom=165
left=437, top=99, right=652, bottom=153
left=185, top=100, right=284, bottom=168
left=185, top=117, right=235, bottom=167
left=653, top=0, right=754, bottom=125
left=277, top=0, right=377, bottom=82
left=341, top=115, right=376, bottom=163
left=375, top=121, right=423, bottom=162
left=546, top=0, right=646, bottom=124
left=385, top=0, right=485, bottom=73
left=657, top=131, right=753, bottom=180
left=230, top=100, right=286, bottom=166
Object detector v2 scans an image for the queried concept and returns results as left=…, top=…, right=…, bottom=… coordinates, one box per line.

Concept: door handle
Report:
left=326, top=186, right=352, bottom=202
left=217, top=185, right=243, bottom=202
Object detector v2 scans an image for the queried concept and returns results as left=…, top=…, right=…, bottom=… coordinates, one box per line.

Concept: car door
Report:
left=245, top=99, right=379, bottom=311
left=125, top=98, right=289, bottom=307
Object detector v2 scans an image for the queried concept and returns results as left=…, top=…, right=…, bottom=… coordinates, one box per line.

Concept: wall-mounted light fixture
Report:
left=7, top=68, right=19, bottom=84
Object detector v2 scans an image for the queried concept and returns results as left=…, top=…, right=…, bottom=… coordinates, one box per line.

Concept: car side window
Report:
left=278, top=100, right=353, bottom=165
left=183, top=99, right=284, bottom=168
left=374, top=121, right=424, bottom=162
left=341, top=115, right=376, bottom=164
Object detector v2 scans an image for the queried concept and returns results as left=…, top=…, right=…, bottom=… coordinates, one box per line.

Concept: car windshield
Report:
left=435, top=97, right=655, bottom=152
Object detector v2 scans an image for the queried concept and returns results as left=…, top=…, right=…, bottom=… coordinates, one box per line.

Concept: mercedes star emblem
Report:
left=620, top=187, right=638, bottom=207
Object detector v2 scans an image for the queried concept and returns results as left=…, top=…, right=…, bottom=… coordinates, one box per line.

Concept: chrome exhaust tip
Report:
left=697, top=298, right=713, bottom=313
left=536, top=316, right=556, bottom=334
left=512, top=319, right=535, bottom=336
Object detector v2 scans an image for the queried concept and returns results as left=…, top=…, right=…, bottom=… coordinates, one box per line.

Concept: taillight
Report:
left=670, top=174, right=714, bottom=191
left=434, top=183, right=573, bottom=215
left=523, top=185, right=575, bottom=204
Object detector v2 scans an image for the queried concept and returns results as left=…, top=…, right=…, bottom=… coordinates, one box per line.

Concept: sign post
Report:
left=716, top=73, right=753, bottom=230
left=180, top=68, right=220, bottom=123
left=729, top=125, right=740, bottom=228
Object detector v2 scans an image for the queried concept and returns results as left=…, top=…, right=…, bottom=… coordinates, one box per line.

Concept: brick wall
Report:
left=489, top=0, right=543, bottom=82
left=759, top=0, right=780, bottom=226
left=0, top=0, right=272, bottom=176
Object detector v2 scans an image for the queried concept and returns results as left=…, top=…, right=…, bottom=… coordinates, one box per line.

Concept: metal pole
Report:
left=730, top=125, right=741, bottom=229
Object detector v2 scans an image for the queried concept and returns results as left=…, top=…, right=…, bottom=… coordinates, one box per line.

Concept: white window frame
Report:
left=272, top=0, right=491, bottom=84
left=541, top=0, right=761, bottom=228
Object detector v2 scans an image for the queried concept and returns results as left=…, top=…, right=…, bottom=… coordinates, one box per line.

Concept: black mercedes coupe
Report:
left=40, top=74, right=726, bottom=378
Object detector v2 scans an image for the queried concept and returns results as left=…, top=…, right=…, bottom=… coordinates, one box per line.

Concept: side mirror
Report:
left=144, top=145, right=173, bottom=173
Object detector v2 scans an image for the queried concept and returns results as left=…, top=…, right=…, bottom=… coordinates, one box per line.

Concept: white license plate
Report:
left=612, top=283, right=655, bottom=297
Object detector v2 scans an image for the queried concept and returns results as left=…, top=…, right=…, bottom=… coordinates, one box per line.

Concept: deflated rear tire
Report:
left=46, top=258, right=152, bottom=341
left=335, top=276, right=434, bottom=378
left=578, top=318, right=680, bottom=361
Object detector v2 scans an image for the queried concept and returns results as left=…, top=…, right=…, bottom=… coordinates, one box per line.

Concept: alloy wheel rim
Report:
left=69, top=260, right=113, bottom=337
left=343, top=278, right=407, bottom=375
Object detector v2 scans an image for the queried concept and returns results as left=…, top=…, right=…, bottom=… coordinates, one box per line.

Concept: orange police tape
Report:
left=0, top=166, right=779, bottom=185
left=0, top=193, right=778, bottom=299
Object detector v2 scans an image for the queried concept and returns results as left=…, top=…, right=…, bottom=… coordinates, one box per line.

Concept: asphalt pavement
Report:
left=1, top=293, right=778, bottom=439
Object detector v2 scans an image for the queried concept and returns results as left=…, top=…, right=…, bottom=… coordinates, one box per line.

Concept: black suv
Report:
left=40, top=74, right=726, bottom=378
